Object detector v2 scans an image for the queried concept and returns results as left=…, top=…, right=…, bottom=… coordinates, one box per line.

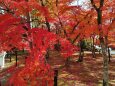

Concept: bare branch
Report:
left=100, top=0, right=104, bottom=8
left=90, top=0, right=98, bottom=11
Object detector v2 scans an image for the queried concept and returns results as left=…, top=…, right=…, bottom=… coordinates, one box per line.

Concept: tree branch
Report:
left=100, top=0, right=104, bottom=8
left=90, top=0, right=98, bottom=11
left=71, top=12, right=89, bottom=33
left=72, top=33, right=80, bottom=44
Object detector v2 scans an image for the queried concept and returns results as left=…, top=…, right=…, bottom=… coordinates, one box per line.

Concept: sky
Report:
left=71, top=0, right=90, bottom=10
left=71, top=0, right=84, bottom=6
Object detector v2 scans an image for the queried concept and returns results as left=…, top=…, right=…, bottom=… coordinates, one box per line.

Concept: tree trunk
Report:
left=7, top=51, right=12, bottom=62
left=65, top=57, right=70, bottom=67
left=90, top=0, right=109, bottom=84
left=45, top=49, right=50, bottom=60
left=97, top=8, right=109, bottom=86
left=45, top=18, right=51, bottom=32
left=107, top=47, right=111, bottom=62
left=77, top=40, right=84, bottom=62
left=15, top=50, right=18, bottom=66
left=10, top=56, right=12, bottom=62
left=54, top=69, right=58, bottom=86
left=40, top=0, right=51, bottom=32
left=100, top=40, right=109, bottom=86
left=78, top=49, right=84, bottom=62
left=92, top=36, right=96, bottom=58
left=105, top=36, right=111, bottom=62
left=54, top=40, right=61, bottom=52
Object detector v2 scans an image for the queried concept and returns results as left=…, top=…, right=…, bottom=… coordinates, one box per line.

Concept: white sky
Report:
left=71, top=0, right=84, bottom=6
left=71, top=0, right=90, bottom=10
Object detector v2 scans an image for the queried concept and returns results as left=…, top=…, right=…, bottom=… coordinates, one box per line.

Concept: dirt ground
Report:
left=48, top=51, right=115, bottom=86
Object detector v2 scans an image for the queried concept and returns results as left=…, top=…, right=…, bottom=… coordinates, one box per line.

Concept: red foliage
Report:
left=0, top=14, right=26, bottom=51
left=59, top=38, right=78, bottom=58
left=8, top=55, right=54, bottom=86
left=0, top=13, right=77, bottom=85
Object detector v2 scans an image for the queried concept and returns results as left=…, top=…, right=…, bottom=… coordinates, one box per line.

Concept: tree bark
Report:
left=15, top=50, right=18, bottom=66
left=54, top=69, right=58, bottom=86
left=92, top=36, right=96, bottom=58
left=107, top=47, right=111, bottom=62
left=65, top=57, right=70, bottom=67
left=105, top=36, right=111, bottom=62
left=90, top=0, right=109, bottom=85
left=45, top=48, right=50, bottom=60
left=100, top=40, right=109, bottom=86
left=97, top=7, right=109, bottom=86
left=77, top=40, right=84, bottom=62
left=40, top=0, right=51, bottom=32
left=10, top=56, right=12, bottom=62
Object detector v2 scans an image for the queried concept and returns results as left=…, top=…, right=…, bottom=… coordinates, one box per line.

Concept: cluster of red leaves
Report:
left=28, top=28, right=57, bottom=53
left=0, top=0, right=50, bottom=19
left=59, top=38, right=78, bottom=58
left=27, top=28, right=77, bottom=58
left=0, top=14, right=26, bottom=52
left=8, top=55, right=54, bottom=86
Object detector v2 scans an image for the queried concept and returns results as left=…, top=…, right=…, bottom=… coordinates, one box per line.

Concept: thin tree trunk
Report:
left=90, top=0, right=109, bottom=85
left=78, top=48, right=84, bottom=62
left=100, top=39, right=109, bottom=86
left=77, top=40, right=84, bottom=62
left=45, top=48, right=50, bottom=60
left=40, top=0, right=51, bottom=32
left=107, top=47, right=111, bottom=62
left=105, top=36, right=111, bottom=62
left=7, top=51, right=12, bottom=62
left=10, top=56, right=12, bottom=62
left=54, top=40, right=61, bottom=52
left=92, top=36, right=96, bottom=58
left=65, top=57, right=70, bottom=67
left=54, top=69, right=58, bottom=86
left=97, top=8, right=109, bottom=86
left=15, top=50, right=18, bottom=66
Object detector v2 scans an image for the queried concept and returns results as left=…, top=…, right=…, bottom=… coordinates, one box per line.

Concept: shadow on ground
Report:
left=48, top=51, right=115, bottom=86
